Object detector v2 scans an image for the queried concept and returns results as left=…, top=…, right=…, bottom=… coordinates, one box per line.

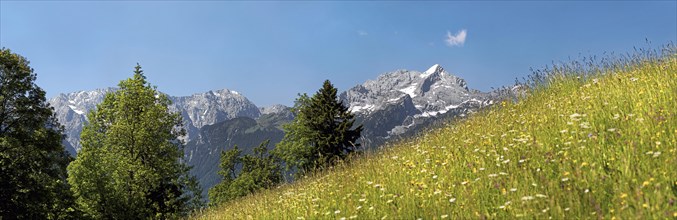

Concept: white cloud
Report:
left=358, top=30, right=368, bottom=36
left=445, top=29, right=467, bottom=47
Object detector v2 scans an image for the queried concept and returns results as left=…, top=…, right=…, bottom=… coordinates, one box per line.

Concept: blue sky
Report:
left=1, top=1, right=675, bottom=107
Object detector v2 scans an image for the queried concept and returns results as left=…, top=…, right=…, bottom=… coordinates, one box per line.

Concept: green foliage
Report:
left=273, top=94, right=315, bottom=173
left=67, top=64, right=203, bottom=219
left=0, top=48, right=80, bottom=219
left=275, top=80, right=363, bottom=175
left=196, top=47, right=677, bottom=219
left=208, top=140, right=283, bottom=206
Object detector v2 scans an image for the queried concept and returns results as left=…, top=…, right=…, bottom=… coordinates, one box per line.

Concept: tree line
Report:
left=0, top=48, right=362, bottom=219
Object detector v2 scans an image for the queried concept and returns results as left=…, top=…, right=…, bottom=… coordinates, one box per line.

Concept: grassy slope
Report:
left=196, top=52, right=677, bottom=219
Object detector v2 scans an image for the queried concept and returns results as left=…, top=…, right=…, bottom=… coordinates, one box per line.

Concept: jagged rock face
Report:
left=169, top=89, right=261, bottom=142
left=259, top=104, right=290, bottom=115
left=49, top=88, right=260, bottom=154
left=357, top=94, right=420, bottom=138
left=170, top=89, right=260, bottom=128
left=340, top=64, right=496, bottom=148
left=47, top=88, right=115, bottom=154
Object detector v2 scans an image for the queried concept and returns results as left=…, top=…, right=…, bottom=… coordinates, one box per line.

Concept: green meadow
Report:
left=196, top=48, right=677, bottom=219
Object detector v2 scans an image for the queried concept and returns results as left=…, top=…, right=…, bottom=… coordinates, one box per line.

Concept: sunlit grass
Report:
left=194, top=48, right=677, bottom=219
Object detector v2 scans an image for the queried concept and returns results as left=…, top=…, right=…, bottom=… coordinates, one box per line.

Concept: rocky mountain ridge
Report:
left=48, top=88, right=261, bottom=153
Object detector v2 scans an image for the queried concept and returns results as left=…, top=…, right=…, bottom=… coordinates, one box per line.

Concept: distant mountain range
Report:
left=48, top=64, right=511, bottom=197
left=48, top=88, right=261, bottom=155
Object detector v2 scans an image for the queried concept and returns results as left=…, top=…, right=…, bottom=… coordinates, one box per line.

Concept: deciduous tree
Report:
left=67, top=64, right=202, bottom=219
left=209, top=140, right=282, bottom=206
left=0, top=48, right=79, bottom=219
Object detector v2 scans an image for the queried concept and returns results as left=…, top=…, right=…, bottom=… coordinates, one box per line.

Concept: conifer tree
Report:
left=67, top=64, right=202, bottom=219
left=275, top=80, right=362, bottom=175
left=0, top=48, right=79, bottom=219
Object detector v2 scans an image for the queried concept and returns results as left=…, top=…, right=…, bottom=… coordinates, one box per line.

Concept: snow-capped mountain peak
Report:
left=340, top=64, right=478, bottom=115
left=337, top=64, right=501, bottom=148
left=421, top=64, right=444, bottom=78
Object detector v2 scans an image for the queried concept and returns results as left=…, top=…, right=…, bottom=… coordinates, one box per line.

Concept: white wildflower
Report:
left=569, top=113, right=583, bottom=121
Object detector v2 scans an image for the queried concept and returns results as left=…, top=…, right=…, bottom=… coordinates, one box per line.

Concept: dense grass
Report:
left=195, top=48, right=677, bottom=219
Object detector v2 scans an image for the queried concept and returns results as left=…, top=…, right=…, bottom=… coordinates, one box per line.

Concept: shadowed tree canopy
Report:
left=0, top=48, right=79, bottom=219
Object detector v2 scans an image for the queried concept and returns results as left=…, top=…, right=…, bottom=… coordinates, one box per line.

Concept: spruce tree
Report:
left=0, top=48, right=79, bottom=219
left=67, top=64, right=203, bottom=218
left=275, top=80, right=362, bottom=174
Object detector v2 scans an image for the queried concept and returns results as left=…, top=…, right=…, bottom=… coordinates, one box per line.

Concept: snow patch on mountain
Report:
left=398, top=83, right=418, bottom=98
left=421, top=64, right=441, bottom=78
left=350, top=104, right=376, bottom=113
left=68, top=105, right=84, bottom=115
left=418, top=104, right=457, bottom=118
